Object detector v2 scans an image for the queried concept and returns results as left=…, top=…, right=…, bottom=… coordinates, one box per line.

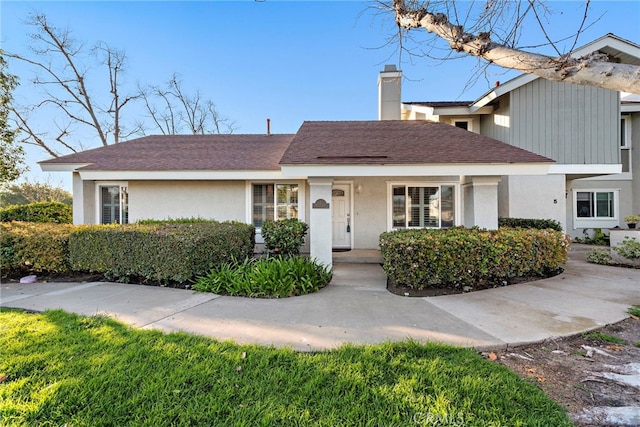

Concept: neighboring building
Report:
left=40, top=122, right=551, bottom=268
left=398, top=34, right=640, bottom=238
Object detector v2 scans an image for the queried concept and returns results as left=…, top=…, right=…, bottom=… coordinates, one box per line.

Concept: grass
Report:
left=0, top=308, right=572, bottom=426
left=582, top=332, right=625, bottom=344
left=629, top=305, right=640, bottom=318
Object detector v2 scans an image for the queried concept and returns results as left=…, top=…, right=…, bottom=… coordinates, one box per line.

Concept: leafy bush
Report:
left=137, top=217, right=216, bottom=225
left=0, top=202, right=72, bottom=224
left=574, top=228, right=610, bottom=245
left=379, top=227, right=570, bottom=290
left=193, top=256, right=332, bottom=297
left=586, top=248, right=613, bottom=265
left=613, top=237, right=640, bottom=260
left=498, top=217, right=562, bottom=231
left=69, top=222, right=255, bottom=284
left=261, top=219, right=309, bottom=256
left=0, top=222, right=76, bottom=278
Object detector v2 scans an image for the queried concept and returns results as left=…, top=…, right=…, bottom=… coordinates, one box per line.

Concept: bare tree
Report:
left=7, top=13, right=138, bottom=156
left=138, top=74, right=234, bottom=135
left=388, top=0, right=640, bottom=94
left=8, top=13, right=233, bottom=159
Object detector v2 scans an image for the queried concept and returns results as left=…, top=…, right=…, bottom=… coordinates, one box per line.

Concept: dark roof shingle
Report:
left=280, top=121, right=553, bottom=165
left=40, top=134, right=295, bottom=171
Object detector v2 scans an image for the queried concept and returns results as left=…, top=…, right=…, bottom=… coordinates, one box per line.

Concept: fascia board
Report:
left=280, top=163, right=551, bottom=177
left=39, top=163, right=93, bottom=172
left=549, top=164, right=622, bottom=174
left=78, top=170, right=294, bottom=181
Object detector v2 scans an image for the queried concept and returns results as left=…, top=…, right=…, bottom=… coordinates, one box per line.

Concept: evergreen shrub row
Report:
left=379, top=227, right=570, bottom=289
left=0, top=202, right=72, bottom=224
left=0, top=222, right=76, bottom=277
left=69, top=221, right=255, bottom=284
left=498, top=217, right=563, bottom=232
left=1, top=221, right=255, bottom=284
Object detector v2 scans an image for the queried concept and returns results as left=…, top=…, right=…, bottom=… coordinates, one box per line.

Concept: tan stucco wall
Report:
left=337, top=176, right=461, bottom=250
left=128, top=181, right=246, bottom=223
left=498, top=175, right=567, bottom=231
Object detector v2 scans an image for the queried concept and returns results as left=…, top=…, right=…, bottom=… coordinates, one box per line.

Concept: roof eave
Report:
left=280, top=162, right=552, bottom=178
left=39, top=162, right=93, bottom=172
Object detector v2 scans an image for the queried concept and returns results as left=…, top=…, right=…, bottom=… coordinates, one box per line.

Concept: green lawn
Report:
left=0, top=309, right=571, bottom=426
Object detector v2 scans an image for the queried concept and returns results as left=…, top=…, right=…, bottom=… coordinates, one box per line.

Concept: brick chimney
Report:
left=378, top=64, right=402, bottom=120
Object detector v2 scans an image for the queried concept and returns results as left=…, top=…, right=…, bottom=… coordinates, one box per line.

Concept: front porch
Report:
left=332, top=249, right=382, bottom=264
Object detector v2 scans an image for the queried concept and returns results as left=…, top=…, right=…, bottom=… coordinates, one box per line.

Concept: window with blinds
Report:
left=252, top=183, right=298, bottom=227
left=100, top=186, right=128, bottom=224
left=391, top=184, right=455, bottom=229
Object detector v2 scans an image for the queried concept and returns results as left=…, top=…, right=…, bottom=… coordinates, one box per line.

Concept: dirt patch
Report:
left=484, top=316, right=640, bottom=426
left=386, top=270, right=563, bottom=297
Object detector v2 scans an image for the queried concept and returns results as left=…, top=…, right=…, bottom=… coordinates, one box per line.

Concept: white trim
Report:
left=450, top=118, right=474, bottom=132
left=40, top=163, right=93, bottom=172
left=549, top=164, right=622, bottom=175
left=79, top=170, right=295, bottom=181
left=621, top=104, right=640, bottom=113
left=572, top=188, right=620, bottom=230
left=332, top=180, right=354, bottom=250
left=386, top=181, right=460, bottom=231
left=95, top=181, right=128, bottom=225
left=281, top=163, right=551, bottom=178
left=246, top=180, right=306, bottom=244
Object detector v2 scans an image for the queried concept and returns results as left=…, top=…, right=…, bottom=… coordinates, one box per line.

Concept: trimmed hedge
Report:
left=379, top=227, right=570, bottom=289
left=261, top=219, right=309, bottom=256
left=69, top=222, right=255, bottom=284
left=0, top=202, right=72, bottom=224
left=0, top=222, right=76, bottom=278
left=498, top=217, right=562, bottom=232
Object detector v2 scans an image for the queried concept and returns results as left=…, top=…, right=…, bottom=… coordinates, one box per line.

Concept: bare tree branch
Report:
left=392, top=0, right=640, bottom=94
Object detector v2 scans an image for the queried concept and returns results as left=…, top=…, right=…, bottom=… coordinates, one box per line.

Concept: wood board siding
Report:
left=508, top=79, right=619, bottom=164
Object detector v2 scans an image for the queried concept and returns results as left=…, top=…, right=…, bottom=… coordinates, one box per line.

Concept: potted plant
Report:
left=623, top=214, right=640, bottom=229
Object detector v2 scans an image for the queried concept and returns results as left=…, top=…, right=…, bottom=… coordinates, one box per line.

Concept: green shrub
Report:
left=69, top=222, right=255, bottom=284
left=613, top=237, right=640, bottom=260
left=193, top=256, right=332, bottom=297
left=137, top=217, right=216, bottom=224
left=574, top=228, right=610, bottom=245
left=586, top=248, right=613, bottom=265
left=379, top=227, right=570, bottom=290
left=498, top=217, right=563, bottom=231
left=0, top=202, right=72, bottom=224
left=0, top=222, right=76, bottom=278
left=261, top=219, right=309, bottom=256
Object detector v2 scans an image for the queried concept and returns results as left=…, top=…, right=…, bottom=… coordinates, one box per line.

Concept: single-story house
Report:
left=40, top=120, right=553, bottom=267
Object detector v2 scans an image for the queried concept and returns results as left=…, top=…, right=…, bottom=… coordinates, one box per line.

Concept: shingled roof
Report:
left=280, top=121, right=553, bottom=165
left=39, top=134, right=295, bottom=171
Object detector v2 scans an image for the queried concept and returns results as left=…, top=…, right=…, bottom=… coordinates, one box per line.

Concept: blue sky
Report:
left=2, top=1, right=639, bottom=189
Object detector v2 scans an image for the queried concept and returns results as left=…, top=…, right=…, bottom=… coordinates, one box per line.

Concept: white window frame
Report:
left=572, top=188, right=620, bottom=230
left=450, top=118, right=474, bottom=133
left=386, top=181, right=460, bottom=230
left=95, top=182, right=128, bottom=225
left=246, top=181, right=306, bottom=243
left=621, top=115, right=632, bottom=174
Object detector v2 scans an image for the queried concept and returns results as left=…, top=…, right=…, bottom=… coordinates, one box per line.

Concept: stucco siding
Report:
left=128, top=181, right=246, bottom=223
left=499, top=175, right=567, bottom=231
left=335, top=176, right=461, bottom=249
left=510, top=79, right=619, bottom=164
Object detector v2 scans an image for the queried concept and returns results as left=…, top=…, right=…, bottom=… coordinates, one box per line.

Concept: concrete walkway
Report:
left=1, top=245, right=638, bottom=351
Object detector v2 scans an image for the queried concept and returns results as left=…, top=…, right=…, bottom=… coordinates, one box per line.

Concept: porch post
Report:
left=308, top=177, right=334, bottom=268
left=72, top=172, right=85, bottom=225
left=462, top=176, right=501, bottom=229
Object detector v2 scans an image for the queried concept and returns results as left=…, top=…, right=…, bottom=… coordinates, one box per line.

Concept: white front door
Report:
left=332, top=184, right=351, bottom=249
